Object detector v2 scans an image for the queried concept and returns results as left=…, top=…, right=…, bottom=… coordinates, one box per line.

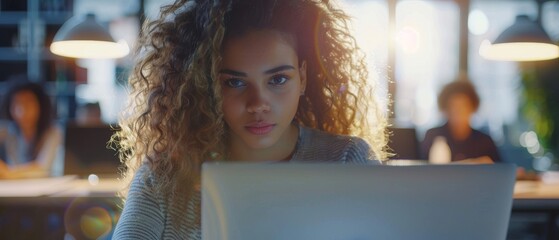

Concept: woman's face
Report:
left=220, top=30, right=306, bottom=151
left=10, top=90, right=40, bottom=128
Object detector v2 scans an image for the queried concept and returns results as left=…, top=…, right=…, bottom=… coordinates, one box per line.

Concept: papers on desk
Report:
left=0, top=175, right=77, bottom=197
left=514, top=180, right=539, bottom=194
left=541, top=171, right=559, bottom=184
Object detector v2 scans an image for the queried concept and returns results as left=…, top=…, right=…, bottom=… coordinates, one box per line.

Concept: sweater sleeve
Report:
left=343, top=137, right=381, bottom=165
left=113, top=167, right=165, bottom=240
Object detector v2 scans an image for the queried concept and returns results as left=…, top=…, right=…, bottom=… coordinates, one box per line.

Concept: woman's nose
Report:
left=246, top=87, right=271, bottom=114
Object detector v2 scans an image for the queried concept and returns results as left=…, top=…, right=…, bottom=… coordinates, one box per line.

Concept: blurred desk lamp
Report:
left=50, top=13, right=129, bottom=59
left=481, top=14, right=559, bottom=61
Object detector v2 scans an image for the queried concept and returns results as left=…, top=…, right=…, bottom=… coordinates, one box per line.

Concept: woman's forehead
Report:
left=220, top=30, right=299, bottom=69
left=223, top=29, right=296, bottom=51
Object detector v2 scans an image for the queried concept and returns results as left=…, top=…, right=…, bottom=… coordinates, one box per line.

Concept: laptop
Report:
left=202, top=163, right=516, bottom=240
left=63, top=124, right=121, bottom=178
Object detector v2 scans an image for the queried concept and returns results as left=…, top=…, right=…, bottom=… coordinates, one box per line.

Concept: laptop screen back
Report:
left=202, top=163, right=516, bottom=240
left=63, top=124, right=120, bottom=177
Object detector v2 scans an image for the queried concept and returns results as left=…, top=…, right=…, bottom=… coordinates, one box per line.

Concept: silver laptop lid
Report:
left=202, top=163, right=516, bottom=240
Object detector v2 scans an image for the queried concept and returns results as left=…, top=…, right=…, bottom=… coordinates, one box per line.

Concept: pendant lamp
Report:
left=50, top=13, right=129, bottom=59
left=481, top=15, right=559, bottom=61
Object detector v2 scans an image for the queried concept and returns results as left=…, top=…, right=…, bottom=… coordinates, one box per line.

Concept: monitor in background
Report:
left=202, top=163, right=516, bottom=240
left=63, top=124, right=120, bottom=178
left=387, top=127, right=420, bottom=160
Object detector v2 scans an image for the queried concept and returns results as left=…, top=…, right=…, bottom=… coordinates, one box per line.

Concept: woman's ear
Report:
left=299, top=61, right=307, bottom=96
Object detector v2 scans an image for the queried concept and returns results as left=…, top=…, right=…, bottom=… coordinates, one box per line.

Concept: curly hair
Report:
left=437, top=80, right=480, bottom=112
left=115, top=0, right=388, bottom=225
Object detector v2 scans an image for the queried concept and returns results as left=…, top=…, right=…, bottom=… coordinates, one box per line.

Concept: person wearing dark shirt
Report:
left=421, top=79, right=501, bottom=163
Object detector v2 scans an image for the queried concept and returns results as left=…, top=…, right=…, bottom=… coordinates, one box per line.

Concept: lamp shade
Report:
left=480, top=15, right=559, bottom=61
left=50, top=14, right=129, bottom=59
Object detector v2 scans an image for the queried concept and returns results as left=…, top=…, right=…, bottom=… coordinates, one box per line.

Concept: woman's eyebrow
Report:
left=264, top=65, right=295, bottom=74
left=219, top=69, right=247, bottom=77
left=219, top=65, right=296, bottom=77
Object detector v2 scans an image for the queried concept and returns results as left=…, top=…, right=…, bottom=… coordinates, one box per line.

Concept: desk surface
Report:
left=514, top=180, right=559, bottom=199
left=51, top=178, right=124, bottom=197
left=0, top=176, right=123, bottom=198
left=513, top=180, right=559, bottom=211
left=1, top=177, right=558, bottom=199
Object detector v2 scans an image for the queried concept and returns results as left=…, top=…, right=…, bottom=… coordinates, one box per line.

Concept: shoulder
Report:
left=114, top=164, right=166, bottom=239
left=425, top=126, right=446, bottom=137
left=0, top=120, right=9, bottom=129
left=50, top=123, right=63, bottom=133
left=46, top=123, right=63, bottom=139
left=422, top=126, right=450, bottom=146
left=128, top=164, right=159, bottom=198
left=293, top=126, right=379, bottom=164
left=344, top=135, right=380, bottom=164
left=470, top=129, right=495, bottom=144
left=1, top=121, right=18, bottom=136
left=0, top=120, right=8, bottom=140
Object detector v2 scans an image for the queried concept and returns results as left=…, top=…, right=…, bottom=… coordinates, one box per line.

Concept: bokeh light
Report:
left=468, top=9, right=489, bottom=36
left=396, top=26, right=421, bottom=54
left=88, top=174, right=100, bottom=186
left=520, top=131, right=539, bottom=149
left=65, top=197, right=120, bottom=240
left=80, top=207, right=113, bottom=239
left=533, top=153, right=553, bottom=171
left=527, top=143, right=541, bottom=155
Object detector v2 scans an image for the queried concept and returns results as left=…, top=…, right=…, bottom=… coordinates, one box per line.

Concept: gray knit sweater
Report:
left=113, top=126, right=380, bottom=239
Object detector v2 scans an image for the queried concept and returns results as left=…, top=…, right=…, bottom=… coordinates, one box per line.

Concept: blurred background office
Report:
left=2, top=0, right=558, bottom=171
left=0, top=0, right=559, bottom=239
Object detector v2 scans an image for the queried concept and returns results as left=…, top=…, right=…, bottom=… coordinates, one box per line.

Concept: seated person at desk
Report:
left=0, top=80, right=63, bottom=179
left=421, top=79, right=501, bottom=164
left=113, top=0, right=387, bottom=238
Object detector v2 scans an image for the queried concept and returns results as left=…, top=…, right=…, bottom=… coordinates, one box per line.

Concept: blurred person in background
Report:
left=420, top=79, right=501, bottom=164
left=0, top=78, right=63, bottom=179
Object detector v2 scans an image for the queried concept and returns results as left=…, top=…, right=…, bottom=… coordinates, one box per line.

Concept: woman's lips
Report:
left=245, top=123, right=275, bottom=135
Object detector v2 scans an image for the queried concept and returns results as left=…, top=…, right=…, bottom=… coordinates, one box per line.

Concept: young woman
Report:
left=0, top=80, right=63, bottom=179
left=113, top=0, right=388, bottom=238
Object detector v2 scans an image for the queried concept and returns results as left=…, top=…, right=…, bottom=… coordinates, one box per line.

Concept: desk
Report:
left=514, top=180, right=559, bottom=212
left=1, top=178, right=558, bottom=239
left=511, top=181, right=559, bottom=240
left=0, top=177, right=123, bottom=240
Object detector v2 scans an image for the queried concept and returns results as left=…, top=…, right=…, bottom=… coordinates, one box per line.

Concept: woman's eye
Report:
left=269, top=75, right=289, bottom=86
left=224, top=78, right=246, bottom=88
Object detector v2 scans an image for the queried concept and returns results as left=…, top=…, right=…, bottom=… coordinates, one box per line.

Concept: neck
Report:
left=229, top=124, right=299, bottom=162
left=449, top=124, right=471, bottom=141
left=19, top=123, right=37, bottom=142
